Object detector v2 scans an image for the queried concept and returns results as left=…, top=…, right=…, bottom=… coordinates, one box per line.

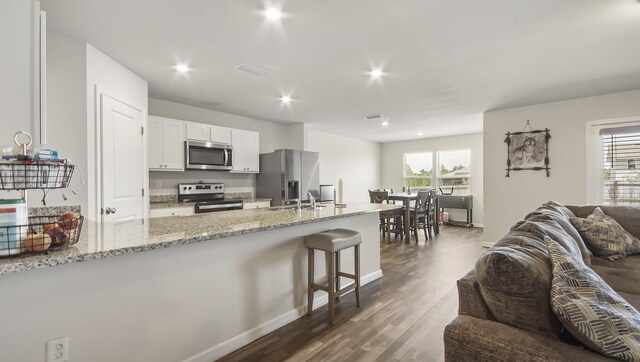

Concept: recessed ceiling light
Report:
left=381, top=121, right=389, bottom=127
left=265, top=8, right=283, bottom=21
left=175, top=64, right=191, bottom=73
left=418, top=131, right=423, bottom=136
left=280, top=95, right=292, bottom=104
left=370, top=69, right=384, bottom=78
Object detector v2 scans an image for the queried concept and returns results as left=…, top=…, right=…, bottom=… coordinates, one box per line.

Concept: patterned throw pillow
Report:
left=570, top=207, right=640, bottom=261
left=546, top=236, right=640, bottom=361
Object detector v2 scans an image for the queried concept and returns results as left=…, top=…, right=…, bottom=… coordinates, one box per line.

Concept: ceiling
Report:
left=41, top=0, right=640, bottom=142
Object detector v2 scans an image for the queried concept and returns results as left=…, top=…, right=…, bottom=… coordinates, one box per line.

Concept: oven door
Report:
left=185, top=140, right=233, bottom=170
left=195, top=200, right=244, bottom=213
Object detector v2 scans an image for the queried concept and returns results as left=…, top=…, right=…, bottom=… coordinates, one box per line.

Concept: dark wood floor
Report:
left=218, top=226, right=485, bottom=362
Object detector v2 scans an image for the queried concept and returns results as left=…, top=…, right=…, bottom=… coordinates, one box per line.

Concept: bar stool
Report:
left=304, top=228, right=362, bottom=323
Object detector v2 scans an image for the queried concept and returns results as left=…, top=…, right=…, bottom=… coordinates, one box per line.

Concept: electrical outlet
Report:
left=46, top=336, right=69, bottom=362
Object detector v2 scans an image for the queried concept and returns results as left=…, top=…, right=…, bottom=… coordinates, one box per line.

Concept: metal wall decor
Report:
left=505, top=120, right=550, bottom=177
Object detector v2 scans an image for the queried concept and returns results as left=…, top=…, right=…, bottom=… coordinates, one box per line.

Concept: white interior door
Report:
left=101, top=94, right=144, bottom=222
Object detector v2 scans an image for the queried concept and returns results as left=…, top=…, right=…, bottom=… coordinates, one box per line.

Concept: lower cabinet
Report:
left=242, top=201, right=271, bottom=209
left=149, top=206, right=195, bottom=218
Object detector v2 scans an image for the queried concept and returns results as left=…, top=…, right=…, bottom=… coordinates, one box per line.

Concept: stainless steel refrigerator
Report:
left=256, top=149, right=320, bottom=206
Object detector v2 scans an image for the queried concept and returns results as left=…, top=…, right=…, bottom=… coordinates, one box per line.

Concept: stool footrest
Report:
left=337, top=271, right=356, bottom=280
left=311, top=283, right=328, bottom=292
left=337, top=282, right=356, bottom=296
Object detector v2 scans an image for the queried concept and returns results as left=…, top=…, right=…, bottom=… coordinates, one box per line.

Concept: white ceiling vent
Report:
left=364, top=114, right=383, bottom=120
left=233, top=63, right=270, bottom=76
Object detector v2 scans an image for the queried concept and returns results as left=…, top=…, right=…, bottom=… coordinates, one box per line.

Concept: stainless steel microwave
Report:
left=185, top=140, right=233, bottom=170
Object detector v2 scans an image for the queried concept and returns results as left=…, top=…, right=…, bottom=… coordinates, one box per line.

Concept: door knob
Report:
left=105, top=207, right=117, bottom=214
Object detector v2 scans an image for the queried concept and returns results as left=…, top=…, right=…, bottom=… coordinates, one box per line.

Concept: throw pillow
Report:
left=570, top=207, right=640, bottom=261
left=546, top=236, right=640, bottom=361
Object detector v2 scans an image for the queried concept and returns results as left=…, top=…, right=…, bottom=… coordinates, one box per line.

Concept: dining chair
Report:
left=410, top=190, right=437, bottom=241
left=383, top=188, right=395, bottom=204
left=410, top=190, right=429, bottom=241
left=369, top=190, right=403, bottom=242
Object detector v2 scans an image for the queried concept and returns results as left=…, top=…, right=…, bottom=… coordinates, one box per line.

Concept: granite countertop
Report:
left=0, top=203, right=400, bottom=275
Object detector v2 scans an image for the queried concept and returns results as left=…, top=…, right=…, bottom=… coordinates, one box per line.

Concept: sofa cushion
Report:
left=568, top=205, right=640, bottom=240
left=546, top=236, right=640, bottom=361
left=592, top=254, right=640, bottom=271
left=590, top=255, right=640, bottom=311
left=570, top=207, right=640, bottom=261
left=475, top=231, right=561, bottom=338
left=526, top=202, right=592, bottom=265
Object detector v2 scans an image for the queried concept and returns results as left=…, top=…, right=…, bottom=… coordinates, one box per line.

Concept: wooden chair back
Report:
left=415, top=190, right=430, bottom=213
left=369, top=190, right=389, bottom=204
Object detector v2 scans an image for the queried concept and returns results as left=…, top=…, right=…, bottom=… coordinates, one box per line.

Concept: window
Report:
left=628, top=159, right=636, bottom=170
left=438, top=150, right=471, bottom=195
left=402, top=150, right=472, bottom=193
left=403, top=152, right=432, bottom=188
left=601, top=127, right=640, bottom=206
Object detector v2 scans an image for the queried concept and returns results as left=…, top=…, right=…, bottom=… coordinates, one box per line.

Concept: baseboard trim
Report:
left=182, top=269, right=383, bottom=362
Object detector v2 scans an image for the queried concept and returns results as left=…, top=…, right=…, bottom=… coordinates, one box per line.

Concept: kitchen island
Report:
left=0, top=203, right=397, bottom=362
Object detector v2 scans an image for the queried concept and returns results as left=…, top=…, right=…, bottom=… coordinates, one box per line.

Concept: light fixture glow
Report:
left=265, top=8, right=283, bottom=21
left=175, top=64, right=191, bottom=73
left=370, top=69, right=384, bottom=78
left=418, top=131, right=423, bottom=136
left=381, top=121, right=389, bottom=127
left=280, top=95, right=292, bottom=104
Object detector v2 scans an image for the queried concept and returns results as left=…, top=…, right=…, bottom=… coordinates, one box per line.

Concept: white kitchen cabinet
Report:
left=231, top=129, right=260, bottom=173
left=149, top=206, right=194, bottom=218
left=185, top=122, right=209, bottom=142
left=148, top=118, right=162, bottom=169
left=242, top=201, right=271, bottom=209
left=210, top=125, right=232, bottom=144
left=148, top=116, right=185, bottom=171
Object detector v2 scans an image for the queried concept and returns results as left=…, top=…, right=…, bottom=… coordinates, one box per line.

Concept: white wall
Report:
left=44, top=33, right=87, bottom=209
left=306, top=129, right=382, bottom=203
left=483, top=89, right=640, bottom=245
left=381, top=133, right=484, bottom=225
left=0, top=0, right=35, bottom=143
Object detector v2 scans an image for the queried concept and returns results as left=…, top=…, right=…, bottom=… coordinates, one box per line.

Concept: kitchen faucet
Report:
left=308, top=192, right=317, bottom=210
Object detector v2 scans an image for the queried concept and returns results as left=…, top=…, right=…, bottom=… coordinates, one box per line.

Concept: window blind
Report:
left=601, top=126, right=640, bottom=206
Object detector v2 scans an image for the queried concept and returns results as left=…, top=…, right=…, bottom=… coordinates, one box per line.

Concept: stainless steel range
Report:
left=177, top=183, right=243, bottom=213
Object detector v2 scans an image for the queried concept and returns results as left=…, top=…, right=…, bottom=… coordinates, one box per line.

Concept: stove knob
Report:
left=183, top=187, right=187, bottom=191
left=188, top=187, right=193, bottom=190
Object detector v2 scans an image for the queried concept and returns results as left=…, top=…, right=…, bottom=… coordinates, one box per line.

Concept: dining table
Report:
left=388, top=192, right=439, bottom=241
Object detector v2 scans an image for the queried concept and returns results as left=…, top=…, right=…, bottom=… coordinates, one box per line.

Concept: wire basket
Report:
left=0, top=214, right=84, bottom=257
left=0, top=160, right=75, bottom=190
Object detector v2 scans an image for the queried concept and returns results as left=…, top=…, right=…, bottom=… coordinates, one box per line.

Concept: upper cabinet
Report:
left=186, top=122, right=232, bottom=145
left=231, top=129, right=259, bottom=173
left=148, top=116, right=185, bottom=171
left=150, top=117, right=257, bottom=173
left=185, top=122, right=209, bottom=142
left=210, top=125, right=232, bottom=144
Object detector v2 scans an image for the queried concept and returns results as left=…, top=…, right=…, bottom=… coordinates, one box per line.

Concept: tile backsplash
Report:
left=149, top=171, right=255, bottom=197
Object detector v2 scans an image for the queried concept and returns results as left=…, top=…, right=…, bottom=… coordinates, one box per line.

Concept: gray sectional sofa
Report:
left=444, top=202, right=640, bottom=361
